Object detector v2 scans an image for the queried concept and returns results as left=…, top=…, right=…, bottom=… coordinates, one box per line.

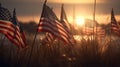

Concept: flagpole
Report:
left=110, top=17, right=112, bottom=43
left=26, top=13, right=39, bottom=67
left=93, top=0, right=96, bottom=41
left=85, top=20, right=87, bottom=38
left=27, top=0, right=47, bottom=67
left=73, top=4, right=76, bottom=35
left=110, top=8, right=113, bottom=43
left=95, top=0, right=97, bottom=38
left=26, top=12, right=40, bottom=67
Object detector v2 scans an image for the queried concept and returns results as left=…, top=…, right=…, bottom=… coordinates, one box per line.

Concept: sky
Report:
left=1, top=0, right=120, bottom=24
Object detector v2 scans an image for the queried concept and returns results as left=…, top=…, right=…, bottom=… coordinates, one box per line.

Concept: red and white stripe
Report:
left=38, top=18, right=72, bottom=44
left=46, top=33, right=54, bottom=42
left=111, top=9, right=120, bottom=36
left=83, top=27, right=105, bottom=36
left=0, top=20, right=26, bottom=48
left=43, top=32, right=54, bottom=43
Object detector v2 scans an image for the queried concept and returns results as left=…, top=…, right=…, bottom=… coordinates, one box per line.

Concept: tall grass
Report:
left=0, top=35, right=120, bottom=67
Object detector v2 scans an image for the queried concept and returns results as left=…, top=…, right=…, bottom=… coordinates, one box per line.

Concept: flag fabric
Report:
left=19, top=25, right=27, bottom=47
left=60, top=4, right=71, bottom=29
left=95, top=27, right=105, bottom=37
left=37, top=3, right=74, bottom=44
left=111, top=8, right=120, bottom=36
left=42, top=32, right=55, bottom=44
left=0, top=6, right=26, bottom=48
left=83, top=27, right=105, bottom=36
left=60, top=4, right=76, bottom=44
left=83, top=27, right=93, bottom=35
left=45, top=32, right=54, bottom=43
left=12, top=8, right=27, bottom=48
left=0, top=5, right=12, bottom=21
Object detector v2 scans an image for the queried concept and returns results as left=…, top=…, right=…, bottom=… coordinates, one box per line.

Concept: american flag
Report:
left=37, top=3, right=74, bottom=44
left=83, top=27, right=105, bottom=37
left=60, top=4, right=71, bottom=29
left=111, top=8, right=120, bottom=36
left=60, top=4, right=76, bottom=44
left=12, top=8, right=27, bottom=48
left=0, top=6, right=26, bottom=48
left=39, top=3, right=56, bottom=44
left=95, top=27, right=105, bottom=37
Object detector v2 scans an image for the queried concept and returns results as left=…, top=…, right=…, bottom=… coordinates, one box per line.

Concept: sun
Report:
left=75, top=17, right=85, bottom=26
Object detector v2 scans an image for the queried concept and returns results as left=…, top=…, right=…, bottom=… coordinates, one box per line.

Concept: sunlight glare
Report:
left=76, top=17, right=85, bottom=26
